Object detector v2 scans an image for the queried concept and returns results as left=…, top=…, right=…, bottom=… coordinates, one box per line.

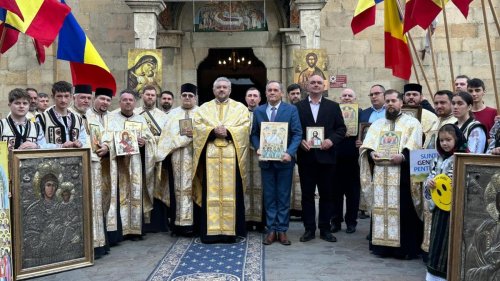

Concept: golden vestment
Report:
left=192, top=99, right=250, bottom=236
left=420, top=114, right=457, bottom=252
left=245, top=111, right=263, bottom=223
left=104, top=111, right=156, bottom=235
left=290, top=165, right=302, bottom=212
left=156, top=106, right=198, bottom=226
left=359, top=114, right=422, bottom=247
left=134, top=106, right=169, bottom=219
left=84, top=108, right=109, bottom=248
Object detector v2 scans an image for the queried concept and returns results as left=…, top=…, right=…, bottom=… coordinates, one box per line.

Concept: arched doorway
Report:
left=197, top=48, right=267, bottom=105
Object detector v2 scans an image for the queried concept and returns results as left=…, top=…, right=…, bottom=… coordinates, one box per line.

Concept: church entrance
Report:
left=197, top=48, right=267, bottom=105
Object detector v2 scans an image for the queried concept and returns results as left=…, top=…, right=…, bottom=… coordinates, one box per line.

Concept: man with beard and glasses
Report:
left=359, top=89, right=423, bottom=259
left=159, top=90, right=174, bottom=114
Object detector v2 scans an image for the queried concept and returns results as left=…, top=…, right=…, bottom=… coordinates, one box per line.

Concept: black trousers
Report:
left=332, top=155, right=360, bottom=227
left=298, top=162, right=335, bottom=233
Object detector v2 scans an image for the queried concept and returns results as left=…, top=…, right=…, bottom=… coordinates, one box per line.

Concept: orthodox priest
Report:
left=156, top=83, right=198, bottom=236
left=104, top=89, right=156, bottom=243
left=84, top=87, right=113, bottom=257
left=192, top=77, right=250, bottom=243
left=134, top=84, right=169, bottom=233
left=359, top=89, right=423, bottom=259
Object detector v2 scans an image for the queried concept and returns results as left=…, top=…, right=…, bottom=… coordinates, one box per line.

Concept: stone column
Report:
left=279, top=28, right=301, bottom=88
left=157, top=29, right=184, bottom=95
left=294, top=0, right=327, bottom=49
left=125, top=0, right=166, bottom=49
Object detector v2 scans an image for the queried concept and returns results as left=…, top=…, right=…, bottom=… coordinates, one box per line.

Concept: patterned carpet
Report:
left=147, top=232, right=264, bottom=281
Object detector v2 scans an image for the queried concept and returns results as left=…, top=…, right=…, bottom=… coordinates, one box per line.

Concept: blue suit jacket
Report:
left=359, top=107, right=374, bottom=123
left=250, top=102, right=302, bottom=169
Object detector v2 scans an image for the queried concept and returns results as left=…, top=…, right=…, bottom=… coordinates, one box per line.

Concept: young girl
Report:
left=424, top=124, right=467, bottom=281
left=452, top=91, right=487, bottom=153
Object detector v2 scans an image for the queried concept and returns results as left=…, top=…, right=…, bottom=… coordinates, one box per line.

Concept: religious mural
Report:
left=194, top=1, right=267, bottom=32
left=293, top=49, right=329, bottom=93
left=127, top=49, right=163, bottom=95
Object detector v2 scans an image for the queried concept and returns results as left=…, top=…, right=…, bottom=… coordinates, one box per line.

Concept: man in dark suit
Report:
left=251, top=81, right=302, bottom=246
left=296, top=75, right=347, bottom=243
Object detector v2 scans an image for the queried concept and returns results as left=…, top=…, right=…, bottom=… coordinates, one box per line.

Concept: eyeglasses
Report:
left=181, top=93, right=195, bottom=98
left=368, top=92, right=383, bottom=97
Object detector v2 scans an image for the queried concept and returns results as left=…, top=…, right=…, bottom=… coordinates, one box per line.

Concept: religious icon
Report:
left=124, top=121, right=143, bottom=138
left=11, top=149, right=93, bottom=279
left=194, top=1, right=268, bottom=32
left=401, top=105, right=422, bottom=122
left=306, top=127, right=324, bottom=149
left=114, top=130, right=140, bottom=156
left=293, top=49, right=329, bottom=94
left=179, top=119, right=193, bottom=136
left=0, top=142, right=11, bottom=281
left=127, top=49, right=162, bottom=95
left=358, top=122, right=371, bottom=142
left=259, top=122, right=288, bottom=161
left=89, top=124, right=102, bottom=153
left=377, top=131, right=401, bottom=159
left=340, top=104, right=359, bottom=136
left=448, top=154, right=500, bottom=281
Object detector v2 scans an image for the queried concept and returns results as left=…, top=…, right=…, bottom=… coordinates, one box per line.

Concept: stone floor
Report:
left=31, top=215, right=426, bottom=281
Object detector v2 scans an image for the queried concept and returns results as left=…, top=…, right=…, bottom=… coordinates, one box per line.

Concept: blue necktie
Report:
left=270, top=107, right=276, bottom=122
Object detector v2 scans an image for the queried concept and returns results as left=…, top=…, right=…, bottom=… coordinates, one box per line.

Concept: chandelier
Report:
left=218, top=50, right=252, bottom=70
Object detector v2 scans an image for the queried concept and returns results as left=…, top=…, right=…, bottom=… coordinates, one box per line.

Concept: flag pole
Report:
left=481, top=0, right=499, bottom=110
left=410, top=53, right=421, bottom=85
left=427, top=28, right=439, bottom=91
left=440, top=0, right=455, bottom=90
left=487, top=0, right=500, bottom=36
left=395, top=0, right=433, bottom=98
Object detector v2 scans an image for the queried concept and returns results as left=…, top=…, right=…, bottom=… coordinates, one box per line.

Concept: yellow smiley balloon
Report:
left=432, top=174, right=453, bottom=211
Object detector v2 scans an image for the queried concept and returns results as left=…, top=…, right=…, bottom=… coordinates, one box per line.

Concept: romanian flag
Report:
left=0, top=0, right=22, bottom=20
left=385, top=0, right=412, bottom=80
left=57, top=1, right=116, bottom=94
left=4, top=0, right=70, bottom=47
left=351, top=0, right=384, bottom=35
left=403, top=0, right=448, bottom=33
left=0, top=9, right=18, bottom=54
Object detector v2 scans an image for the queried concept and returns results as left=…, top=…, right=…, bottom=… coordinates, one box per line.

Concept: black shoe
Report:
left=331, top=224, right=341, bottom=233
left=359, top=211, right=370, bottom=219
left=320, top=232, right=337, bottom=242
left=346, top=225, right=356, bottom=234
left=299, top=230, right=315, bottom=242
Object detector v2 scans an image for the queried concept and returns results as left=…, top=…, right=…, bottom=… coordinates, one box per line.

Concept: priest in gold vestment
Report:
left=156, top=83, right=198, bottom=236
left=134, top=84, right=169, bottom=233
left=360, top=90, right=423, bottom=259
left=104, top=90, right=156, bottom=243
left=85, top=87, right=113, bottom=257
left=192, top=77, right=250, bottom=243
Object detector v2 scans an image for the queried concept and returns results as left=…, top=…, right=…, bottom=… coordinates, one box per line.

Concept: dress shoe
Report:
left=346, top=225, right=356, bottom=234
left=359, top=211, right=370, bottom=219
left=320, top=232, right=337, bottom=242
left=299, top=230, right=315, bottom=242
left=263, top=232, right=276, bottom=245
left=331, top=224, right=341, bottom=233
left=278, top=232, right=291, bottom=246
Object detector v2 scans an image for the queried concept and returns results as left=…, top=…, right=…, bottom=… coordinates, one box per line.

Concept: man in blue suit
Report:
left=251, top=81, right=302, bottom=246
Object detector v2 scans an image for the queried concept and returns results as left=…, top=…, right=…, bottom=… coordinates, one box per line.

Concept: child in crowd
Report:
left=0, top=88, right=51, bottom=150
left=424, top=124, right=467, bottom=281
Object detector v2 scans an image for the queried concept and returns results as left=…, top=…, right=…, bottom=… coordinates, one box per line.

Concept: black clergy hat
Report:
left=95, top=87, right=113, bottom=98
left=403, top=83, right=422, bottom=94
left=74, top=84, right=92, bottom=95
left=180, top=83, right=197, bottom=95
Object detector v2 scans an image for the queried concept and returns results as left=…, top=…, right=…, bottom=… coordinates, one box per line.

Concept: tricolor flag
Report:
left=57, top=1, right=116, bottom=94
left=452, top=0, right=473, bottom=18
left=351, top=0, right=384, bottom=35
left=0, top=0, right=22, bottom=20
left=385, top=0, right=412, bottom=80
left=403, top=0, right=448, bottom=33
left=4, top=0, right=70, bottom=46
left=0, top=9, right=19, bottom=54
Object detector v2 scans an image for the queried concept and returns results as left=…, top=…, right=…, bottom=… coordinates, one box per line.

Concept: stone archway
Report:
left=197, top=48, right=267, bottom=105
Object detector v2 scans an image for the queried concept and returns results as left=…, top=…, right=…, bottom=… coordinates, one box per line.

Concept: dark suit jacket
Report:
left=359, top=107, right=374, bottom=123
left=296, top=98, right=347, bottom=165
left=250, top=102, right=302, bottom=169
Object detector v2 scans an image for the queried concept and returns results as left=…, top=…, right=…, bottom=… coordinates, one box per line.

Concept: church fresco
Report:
left=194, top=1, right=267, bottom=32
